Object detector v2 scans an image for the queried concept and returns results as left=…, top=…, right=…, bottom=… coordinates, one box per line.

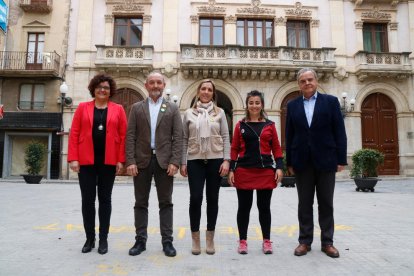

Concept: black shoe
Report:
left=129, top=240, right=146, bottom=256
left=98, top=240, right=108, bottom=255
left=162, top=241, right=177, bottom=257
left=81, top=239, right=95, bottom=253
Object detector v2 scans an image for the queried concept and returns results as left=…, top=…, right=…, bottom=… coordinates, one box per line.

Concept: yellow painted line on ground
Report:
left=33, top=223, right=353, bottom=238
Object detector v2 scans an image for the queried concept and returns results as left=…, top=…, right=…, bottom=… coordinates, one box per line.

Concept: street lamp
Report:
left=59, top=81, right=72, bottom=132
left=165, top=88, right=172, bottom=101
left=171, top=95, right=179, bottom=104
left=164, top=88, right=179, bottom=104
left=340, top=92, right=355, bottom=118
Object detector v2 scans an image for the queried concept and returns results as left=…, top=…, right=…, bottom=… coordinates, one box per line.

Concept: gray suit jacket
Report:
left=126, top=98, right=183, bottom=169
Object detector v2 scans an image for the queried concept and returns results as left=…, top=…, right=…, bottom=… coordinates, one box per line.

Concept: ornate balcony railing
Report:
left=354, top=51, right=412, bottom=81
left=19, top=0, right=53, bottom=13
left=0, top=51, right=60, bottom=77
left=95, top=45, right=154, bottom=73
left=180, top=45, right=336, bottom=80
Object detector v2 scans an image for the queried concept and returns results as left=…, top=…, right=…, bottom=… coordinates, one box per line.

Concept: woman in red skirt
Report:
left=228, top=90, right=283, bottom=255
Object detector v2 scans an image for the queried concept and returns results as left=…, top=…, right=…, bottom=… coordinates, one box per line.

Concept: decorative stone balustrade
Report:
left=354, top=51, right=412, bottom=81
left=180, top=44, right=336, bottom=80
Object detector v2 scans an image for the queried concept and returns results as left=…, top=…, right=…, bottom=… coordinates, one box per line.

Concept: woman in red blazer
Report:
left=68, top=74, right=127, bottom=255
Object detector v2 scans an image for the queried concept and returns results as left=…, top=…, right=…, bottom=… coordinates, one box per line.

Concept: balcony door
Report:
left=361, top=93, right=399, bottom=175
left=26, top=33, right=44, bottom=70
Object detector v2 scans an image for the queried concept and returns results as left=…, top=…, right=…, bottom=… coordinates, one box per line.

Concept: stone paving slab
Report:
left=0, top=177, right=413, bottom=276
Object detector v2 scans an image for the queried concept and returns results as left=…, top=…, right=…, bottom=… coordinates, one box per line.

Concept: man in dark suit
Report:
left=126, top=72, right=183, bottom=257
left=285, top=68, right=347, bottom=258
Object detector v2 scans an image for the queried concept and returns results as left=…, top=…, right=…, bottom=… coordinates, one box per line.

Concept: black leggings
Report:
left=78, top=164, right=116, bottom=240
left=187, top=159, right=222, bottom=232
left=236, top=189, right=273, bottom=240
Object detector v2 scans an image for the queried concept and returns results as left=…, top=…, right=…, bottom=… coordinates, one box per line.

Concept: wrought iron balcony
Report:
left=19, top=0, right=53, bottom=13
left=180, top=45, right=336, bottom=81
left=354, top=51, right=412, bottom=81
left=0, top=51, right=61, bottom=77
left=95, top=45, right=154, bottom=73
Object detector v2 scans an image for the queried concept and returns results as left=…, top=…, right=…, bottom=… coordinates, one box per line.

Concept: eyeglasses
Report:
left=96, top=85, right=110, bottom=91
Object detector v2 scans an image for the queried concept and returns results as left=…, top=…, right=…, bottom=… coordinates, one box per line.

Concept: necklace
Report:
left=96, top=108, right=107, bottom=131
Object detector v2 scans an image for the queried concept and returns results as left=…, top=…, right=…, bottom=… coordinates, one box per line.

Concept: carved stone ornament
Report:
left=361, top=7, right=391, bottom=20
left=105, top=14, right=114, bottom=23
left=311, top=19, right=319, bottom=27
left=389, top=22, right=398, bottom=30
left=113, top=0, right=144, bottom=12
left=237, top=0, right=275, bottom=15
left=274, top=16, right=286, bottom=26
left=198, top=0, right=226, bottom=13
left=333, top=66, right=349, bottom=81
left=354, top=21, right=364, bottom=29
left=190, top=15, right=199, bottom=23
left=143, top=15, right=152, bottom=23
left=285, top=2, right=312, bottom=17
left=225, top=15, right=237, bottom=24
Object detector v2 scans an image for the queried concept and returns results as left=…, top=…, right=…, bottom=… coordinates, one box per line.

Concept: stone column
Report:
left=388, top=22, right=398, bottom=52
left=310, top=20, right=320, bottom=48
left=329, top=0, right=346, bottom=66
left=225, top=15, right=237, bottom=44
left=409, top=1, right=414, bottom=58
left=274, top=16, right=286, bottom=47
left=190, top=15, right=199, bottom=44
left=355, top=21, right=364, bottom=51
left=142, top=15, right=152, bottom=46
left=74, top=0, right=94, bottom=67
left=162, top=0, right=179, bottom=64
left=104, top=15, right=114, bottom=46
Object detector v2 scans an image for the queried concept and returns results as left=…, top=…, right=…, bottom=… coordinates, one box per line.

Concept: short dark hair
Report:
left=88, top=73, right=117, bottom=98
left=245, top=90, right=267, bottom=121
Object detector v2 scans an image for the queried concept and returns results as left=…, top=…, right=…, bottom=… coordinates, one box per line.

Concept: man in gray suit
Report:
left=126, top=72, right=183, bottom=257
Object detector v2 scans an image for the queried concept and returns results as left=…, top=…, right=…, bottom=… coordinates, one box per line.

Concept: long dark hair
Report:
left=245, top=90, right=267, bottom=121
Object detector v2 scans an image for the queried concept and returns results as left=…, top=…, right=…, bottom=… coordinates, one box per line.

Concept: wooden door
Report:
left=280, top=91, right=301, bottom=150
left=111, top=88, right=144, bottom=119
left=111, top=88, right=143, bottom=175
left=361, top=93, right=399, bottom=175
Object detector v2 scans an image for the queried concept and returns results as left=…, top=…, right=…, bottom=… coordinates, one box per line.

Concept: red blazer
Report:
left=68, top=100, right=127, bottom=166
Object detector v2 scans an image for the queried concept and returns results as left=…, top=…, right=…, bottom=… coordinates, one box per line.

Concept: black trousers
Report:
left=133, top=155, right=174, bottom=244
left=187, top=159, right=222, bottom=232
left=236, top=189, right=273, bottom=240
left=78, top=164, right=116, bottom=240
left=295, top=166, right=336, bottom=246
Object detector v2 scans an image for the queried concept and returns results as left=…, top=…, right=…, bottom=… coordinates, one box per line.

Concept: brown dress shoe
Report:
left=294, top=244, right=311, bottom=256
left=321, top=245, right=340, bottom=258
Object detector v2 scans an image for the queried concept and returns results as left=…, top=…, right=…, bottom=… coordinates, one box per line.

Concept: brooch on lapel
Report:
left=160, top=103, right=167, bottom=113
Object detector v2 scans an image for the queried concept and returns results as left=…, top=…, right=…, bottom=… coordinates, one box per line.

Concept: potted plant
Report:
left=281, top=151, right=295, bottom=187
left=22, top=140, right=47, bottom=184
left=350, top=148, right=384, bottom=192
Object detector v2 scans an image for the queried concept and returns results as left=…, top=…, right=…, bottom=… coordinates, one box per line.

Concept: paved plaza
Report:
left=0, top=177, right=413, bottom=276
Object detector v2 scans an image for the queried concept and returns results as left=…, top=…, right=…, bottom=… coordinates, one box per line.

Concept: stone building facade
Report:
left=1, top=0, right=413, bottom=179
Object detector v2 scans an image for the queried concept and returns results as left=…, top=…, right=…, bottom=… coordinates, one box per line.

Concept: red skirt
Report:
left=234, top=167, right=277, bottom=190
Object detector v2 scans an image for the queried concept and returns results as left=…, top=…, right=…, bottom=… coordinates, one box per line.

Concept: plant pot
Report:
left=281, top=176, right=296, bottom=187
left=22, top=174, right=43, bottom=184
left=354, top=177, right=380, bottom=192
